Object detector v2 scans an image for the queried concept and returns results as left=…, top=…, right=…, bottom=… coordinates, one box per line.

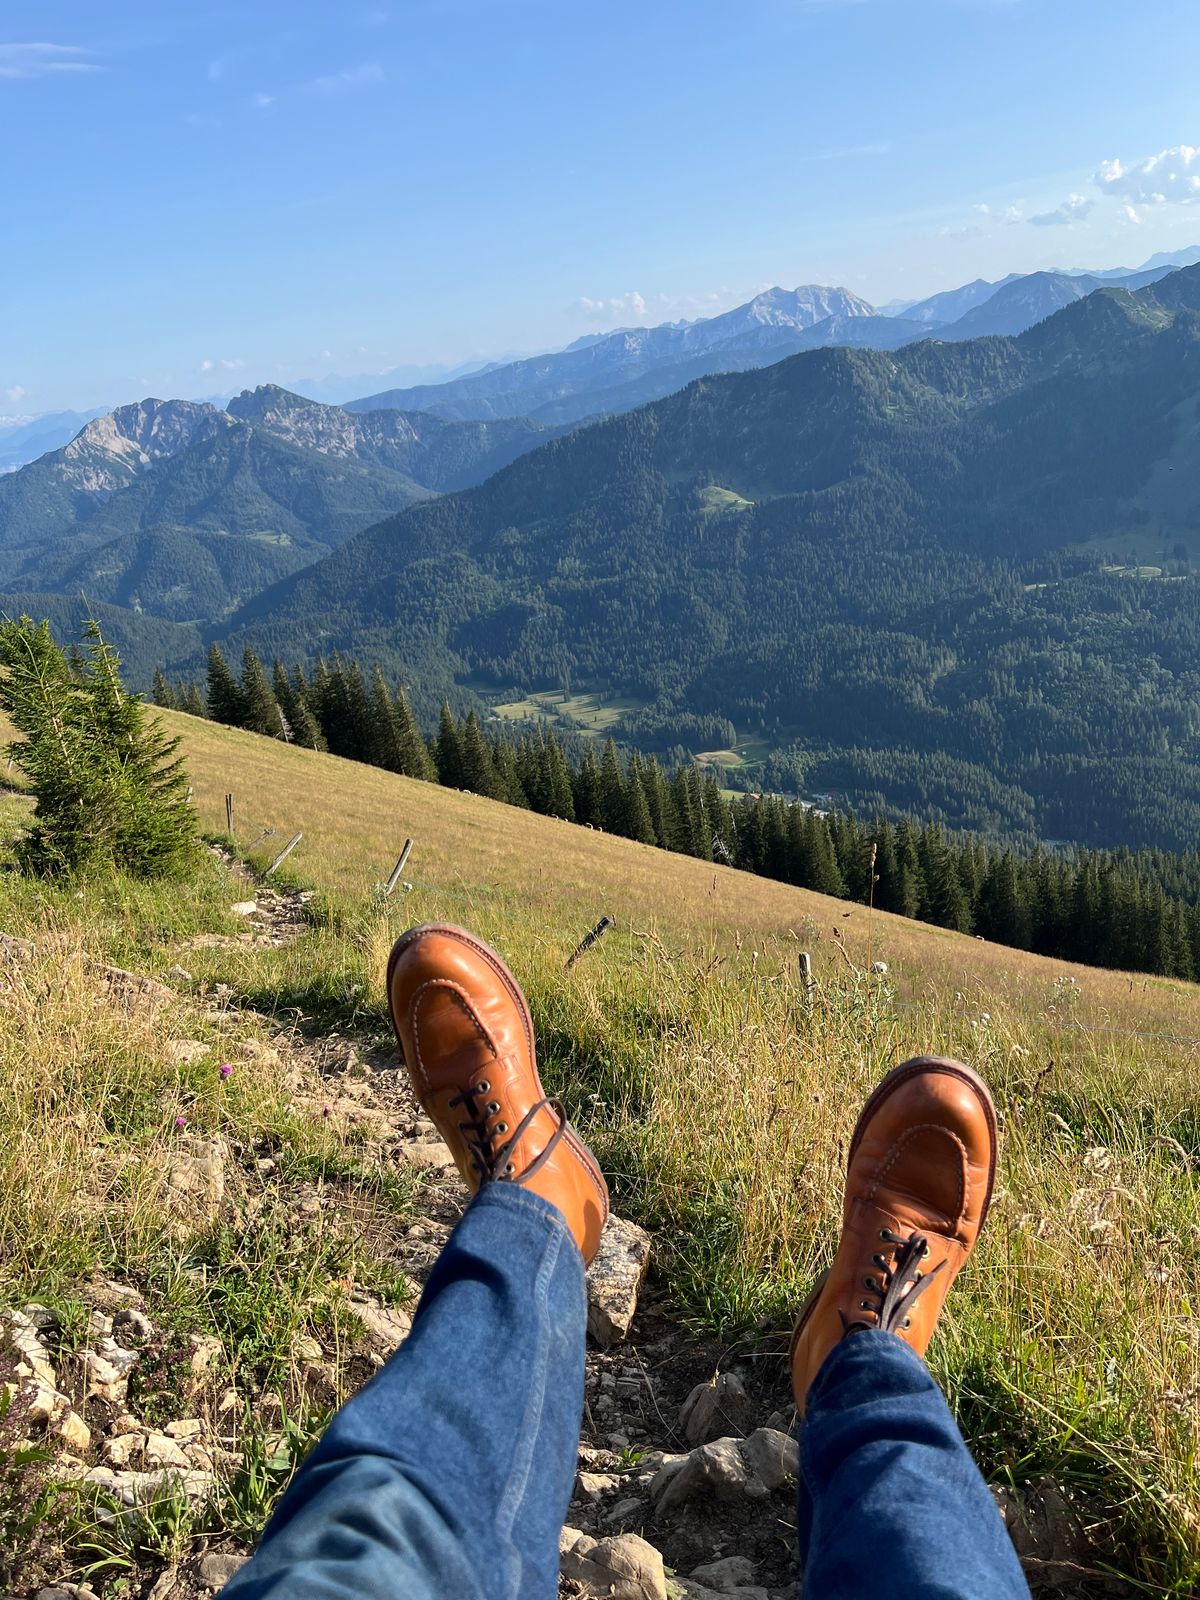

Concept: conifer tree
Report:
left=623, top=755, right=656, bottom=845
left=206, top=643, right=246, bottom=727
left=460, top=711, right=504, bottom=799
left=0, top=618, right=195, bottom=878
left=542, top=733, right=576, bottom=821
left=179, top=680, right=206, bottom=719
left=152, top=670, right=177, bottom=710
left=367, top=664, right=407, bottom=771
left=273, top=661, right=324, bottom=750
left=491, top=739, right=530, bottom=807
left=394, top=686, right=436, bottom=781
left=598, top=738, right=626, bottom=833
left=241, top=648, right=282, bottom=738
left=434, top=702, right=464, bottom=788
left=573, top=746, right=601, bottom=826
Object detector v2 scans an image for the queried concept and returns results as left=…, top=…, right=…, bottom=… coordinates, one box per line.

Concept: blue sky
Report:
left=5, top=0, right=1200, bottom=412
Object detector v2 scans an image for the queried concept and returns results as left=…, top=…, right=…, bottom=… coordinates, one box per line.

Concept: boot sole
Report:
left=789, top=1055, right=999, bottom=1367
left=386, top=922, right=610, bottom=1227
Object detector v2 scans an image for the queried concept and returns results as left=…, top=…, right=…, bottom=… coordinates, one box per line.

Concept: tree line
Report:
left=147, top=645, right=1200, bottom=982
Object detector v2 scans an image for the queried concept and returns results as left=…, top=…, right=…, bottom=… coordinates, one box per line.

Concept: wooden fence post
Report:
left=265, top=832, right=303, bottom=876
left=225, top=793, right=234, bottom=836
left=798, top=950, right=815, bottom=1007
left=566, top=915, right=614, bottom=971
left=384, top=839, right=414, bottom=898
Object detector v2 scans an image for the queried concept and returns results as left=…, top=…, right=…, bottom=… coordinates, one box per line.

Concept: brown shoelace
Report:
left=844, top=1227, right=946, bottom=1334
left=448, top=1079, right=566, bottom=1185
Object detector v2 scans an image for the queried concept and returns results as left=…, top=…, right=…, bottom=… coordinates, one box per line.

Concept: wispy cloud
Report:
left=1029, top=192, right=1093, bottom=227
left=1096, top=145, right=1200, bottom=215
left=0, top=42, right=100, bottom=80
left=801, top=139, right=891, bottom=161
left=303, top=62, right=384, bottom=96
left=573, top=287, right=748, bottom=327
left=199, top=358, right=246, bottom=374
left=4, top=386, right=26, bottom=404
left=251, top=91, right=275, bottom=110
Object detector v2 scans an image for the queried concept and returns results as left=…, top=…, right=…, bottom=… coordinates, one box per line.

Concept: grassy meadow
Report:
left=2, top=706, right=1199, bottom=1590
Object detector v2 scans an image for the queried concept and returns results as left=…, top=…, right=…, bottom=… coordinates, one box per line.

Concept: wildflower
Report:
left=174, top=1114, right=187, bottom=1130
left=218, top=1062, right=234, bottom=1079
left=322, top=1104, right=331, bottom=1118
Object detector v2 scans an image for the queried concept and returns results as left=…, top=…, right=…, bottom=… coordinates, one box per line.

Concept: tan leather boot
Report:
left=386, top=923, right=609, bottom=1263
left=791, top=1056, right=997, bottom=1412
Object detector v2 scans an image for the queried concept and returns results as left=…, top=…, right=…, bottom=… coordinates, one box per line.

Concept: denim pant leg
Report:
left=797, top=1331, right=1031, bottom=1600
left=222, top=1184, right=586, bottom=1600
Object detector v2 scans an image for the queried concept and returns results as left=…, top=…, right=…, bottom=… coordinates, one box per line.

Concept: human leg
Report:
left=790, top=1057, right=1031, bottom=1600
left=222, top=925, right=609, bottom=1600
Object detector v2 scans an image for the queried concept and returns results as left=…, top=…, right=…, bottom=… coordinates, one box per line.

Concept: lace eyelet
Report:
left=496, top=1122, right=508, bottom=1134
left=505, top=1162, right=515, bottom=1174
left=860, top=1300, right=872, bottom=1310
left=863, top=1276, right=876, bottom=1291
left=879, top=1228, right=890, bottom=1240
left=902, top=1317, right=912, bottom=1329
left=478, top=1080, right=490, bottom=1093
left=487, top=1102, right=500, bottom=1115
left=921, top=1242, right=930, bottom=1258
left=873, top=1254, right=886, bottom=1268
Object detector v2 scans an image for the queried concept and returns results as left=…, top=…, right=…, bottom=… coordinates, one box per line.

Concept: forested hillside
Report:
left=220, top=268, right=1200, bottom=851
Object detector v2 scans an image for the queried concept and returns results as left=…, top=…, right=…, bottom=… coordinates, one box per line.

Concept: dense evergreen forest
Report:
left=217, top=271, right=1200, bottom=852
left=159, top=647, right=1200, bottom=983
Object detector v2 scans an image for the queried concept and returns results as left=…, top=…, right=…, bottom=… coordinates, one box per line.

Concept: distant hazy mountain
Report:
left=939, top=266, right=1173, bottom=340
left=345, top=286, right=876, bottom=424
left=0, top=388, right=558, bottom=622
left=897, top=275, right=1023, bottom=327
left=0, top=407, right=108, bottom=473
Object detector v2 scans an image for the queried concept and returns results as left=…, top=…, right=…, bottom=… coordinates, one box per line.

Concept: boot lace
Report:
left=843, top=1228, right=946, bottom=1335
left=448, top=1079, right=566, bottom=1185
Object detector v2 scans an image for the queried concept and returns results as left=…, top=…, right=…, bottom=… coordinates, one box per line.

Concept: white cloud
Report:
left=4, top=385, right=25, bottom=403
left=220, top=358, right=245, bottom=371
left=0, top=42, right=100, bottom=80
left=1096, top=145, right=1200, bottom=212
left=577, top=292, right=649, bottom=321
left=252, top=91, right=274, bottom=109
left=200, top=358, right=244, bottom=373
left=304, top=62, right=384, bottom=96
left=199, top=360, right=214, bottom=373
left=1028, top=192, right=1093, bottom=227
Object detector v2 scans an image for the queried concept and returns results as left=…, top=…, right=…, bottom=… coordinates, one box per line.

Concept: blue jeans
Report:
left=223, top=1185, right=1031, bottom=1599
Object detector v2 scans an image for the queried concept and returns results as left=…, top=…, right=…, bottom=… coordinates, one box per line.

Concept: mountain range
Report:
left=215, top=265, right=1200, bottom=852
left=0, top=390, right=559, bottom=621
left=341, top=252, right=1199, bottom=427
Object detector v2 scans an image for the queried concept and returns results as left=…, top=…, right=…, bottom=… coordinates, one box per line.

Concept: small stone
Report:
left=110, top=1412, right=143, bottom=1436
left=559, top=1527, right=668, bottom=1600
left=740, top=1428, right=799, bottom=1493
left=145, top=1432, right=193, bottom=1470
left=577, top=1470, right=621, bottom=1500
left=22, top=1382, right=62, bottom=1425
left=348, top=1293, right=414, bottom=1353
left=230, top=901, right=258, bottom=917
left=83, top=1352, right=124, bottom=1400
left=587, top=1216, right=652, bottom=1348
left=112, top=1308, right=155, bottom=1345
left=197, top=1553, right=248, bottom=1589
left=104, top=1433, right=144, bottom=1467
left=992, top=1476, right=1092, bottom=1571
left=87, top=1310, right=114, bottom=1338
left=55, top=1410, right=91, bottom=1455
left=691, top=1556, right=759, bottom=1592
left=188, top=1334, right=222, bottom=1375
left=651, top=1438, right=749, bottom=1515
left=293, top=1336, right=323, bottom=1361
left=604, top=1494, right=646, bottom=1527
left=679, top=1372, right=755, bottom=1448
left=164, top=965, right=194, bottom=985
left=166, top=1139, right=227, bottom=1224
left=164, top=1418, right=203, bottom=1440
left=166, top=1039, right=207, bottom=1065
left=185, top=1442, right=215, bottom=1471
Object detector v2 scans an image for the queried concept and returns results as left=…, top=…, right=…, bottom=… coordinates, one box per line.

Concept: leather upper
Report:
left=387, top=924, right=609, bottom=1263
left=791, top=1056, right=997, bottom=1411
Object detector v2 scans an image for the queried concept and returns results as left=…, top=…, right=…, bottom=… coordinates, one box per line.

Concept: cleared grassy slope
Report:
left=163, top=708, right=1200, bottom=1587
